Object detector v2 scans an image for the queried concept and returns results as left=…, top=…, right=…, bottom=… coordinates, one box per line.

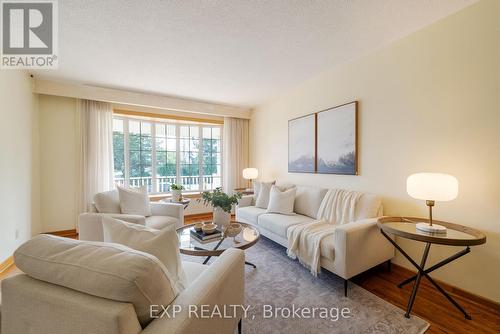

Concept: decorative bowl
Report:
left=194, top=223, right=203, bottom=232
left=226, top=223, right=242, bottom=238
left=202, top=223, right=217, bottom=234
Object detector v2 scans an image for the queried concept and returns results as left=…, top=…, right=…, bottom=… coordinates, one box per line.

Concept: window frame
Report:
left=113, top=115, right=223, bottom=194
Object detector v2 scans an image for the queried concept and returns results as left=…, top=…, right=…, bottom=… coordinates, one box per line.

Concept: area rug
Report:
left=183, top=237, right=429, bottom=334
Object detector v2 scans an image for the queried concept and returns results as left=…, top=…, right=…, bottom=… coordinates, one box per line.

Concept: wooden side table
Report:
left=378, top=216, right=486, bottom=320
left=234, top=187, right=254, bottom=195
left=161, top=198, right=191, bottom=209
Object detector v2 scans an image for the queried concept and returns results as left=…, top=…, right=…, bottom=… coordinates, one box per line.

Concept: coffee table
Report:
left=177, top=221, right=260, bottom=268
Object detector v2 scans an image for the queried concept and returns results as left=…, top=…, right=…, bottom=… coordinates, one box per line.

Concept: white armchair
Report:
left=78, top=190, right=184, bottom=241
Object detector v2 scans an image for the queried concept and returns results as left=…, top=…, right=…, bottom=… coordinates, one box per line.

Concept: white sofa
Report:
left=78, top=189, right=184, bottom=241
left=1, top=236, right=245, bottom=334
left=236, top=184, right=394, bottom=294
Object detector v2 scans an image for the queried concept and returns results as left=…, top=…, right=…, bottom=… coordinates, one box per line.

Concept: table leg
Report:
left=397, top=247, right=470, bottom=288
left=405, top=243, right=430, bottom=318
left=202, top=237, right=226, bottom=265
left=380, top=230, right=473, bottom=319
left=245, top=261, right=257, bottom=269
left=203, top=258, right=256, bottom=268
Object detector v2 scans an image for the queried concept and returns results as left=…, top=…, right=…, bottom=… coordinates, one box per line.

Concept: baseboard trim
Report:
left=0, top=255, right=14, bottom=274
left=391, top=263, right=500, bottom=312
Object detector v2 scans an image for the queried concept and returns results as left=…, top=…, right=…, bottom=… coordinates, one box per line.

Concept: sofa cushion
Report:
left=118, top=185, right=151, bottom=216
left=237, top=206, right=267, bottom=225
left=267, top=185, right=297, bottom=215
left=93, top=189, right=121, bottom=214
left=14, top=234, right=177, bottom=327
left=294, top=185, right=329, bottom=219
left=102, top=217, right=186, bottom=292
left=354, top=193, right=382, bottom=220
left=258, top=213, right=315, bottom=237
left=145, top=215, right=179, bottom=229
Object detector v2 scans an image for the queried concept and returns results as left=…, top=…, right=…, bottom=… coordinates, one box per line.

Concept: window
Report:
left=113, top=116, right=223, bottom=193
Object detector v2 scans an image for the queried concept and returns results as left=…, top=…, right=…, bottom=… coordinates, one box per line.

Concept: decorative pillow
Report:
left=253, top=181, right=261, bottom=201
left=14, top=234, right=177, bottom=327
left=255, top=181, right=276, bottom=209
left=117, top=185, right=151, bottom=216
left=267, top=185, right=297, bottom=215
left=93, top=189, right=121, bottom=213
left=294, top=185, right=329, bottom=219
left=102, top=216, right=186, bottom=292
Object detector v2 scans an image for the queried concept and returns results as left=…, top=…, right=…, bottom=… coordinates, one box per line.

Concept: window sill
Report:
left=149, top=192, right=202, bottom=201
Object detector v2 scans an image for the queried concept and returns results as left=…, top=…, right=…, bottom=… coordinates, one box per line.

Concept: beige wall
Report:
left=250, top=0, right=500, bottom=302
left=38, top=95, right=79, bottom=232
left=0, top=71, right=40, bottom=263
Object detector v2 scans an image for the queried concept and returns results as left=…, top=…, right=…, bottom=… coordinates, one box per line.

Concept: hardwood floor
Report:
left=352, top=263, right=500, bottom=333
left=1, top=214, right=498, bottom=333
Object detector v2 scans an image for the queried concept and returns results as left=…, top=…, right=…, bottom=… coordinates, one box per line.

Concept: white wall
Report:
left=0, top=71, right=40, bottom=263
left=38, top=95, right=79, bottom=232
left=250, top=0, right=500, bottom=302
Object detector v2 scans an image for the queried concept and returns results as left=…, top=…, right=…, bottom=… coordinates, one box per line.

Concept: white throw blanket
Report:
left=287, top=189, right=362, bottom=276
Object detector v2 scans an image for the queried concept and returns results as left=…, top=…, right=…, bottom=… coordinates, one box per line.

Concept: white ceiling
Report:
left=34, top=0, right=476, bottom=108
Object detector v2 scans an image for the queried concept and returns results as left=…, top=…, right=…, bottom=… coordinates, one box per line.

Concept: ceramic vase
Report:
left=213, top=206, right=230, bottom=229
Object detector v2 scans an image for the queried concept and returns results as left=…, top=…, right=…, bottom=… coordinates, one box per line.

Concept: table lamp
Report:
left=242, top=168, right=258, bottom=187
left=406, top=172, right=458, bottom=233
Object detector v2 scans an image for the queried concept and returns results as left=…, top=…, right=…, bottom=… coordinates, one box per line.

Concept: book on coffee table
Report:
left=190, top=228, right=222, bottom=243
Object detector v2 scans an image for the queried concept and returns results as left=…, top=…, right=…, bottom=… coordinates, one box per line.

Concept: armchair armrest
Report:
left=78, top=213, right=146, bottom=241
left=150, top=202, right=184, bottom=227
left=333, top=218, right=394, bottom=279
left=237, top=195, right=254, bottom=208
left=142, top=249, right=245, bottom=334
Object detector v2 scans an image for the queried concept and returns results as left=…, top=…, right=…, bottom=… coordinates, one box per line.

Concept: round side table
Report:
left=378, top=216, right=486, bottom=320
left=162, top=198, right=191, bottom=209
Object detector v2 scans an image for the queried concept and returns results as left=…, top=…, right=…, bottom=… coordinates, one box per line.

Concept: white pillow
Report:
left=253, top=181, right=261, bottom=201
left=267, top=185, right=297, bottom=215
left=102, top=216, right=187, bottom=293
left=117, top=185, right=151, bottom=216
left=93, top=189, right=121, bottom=213
left=255, top=181, right=275, bottom=209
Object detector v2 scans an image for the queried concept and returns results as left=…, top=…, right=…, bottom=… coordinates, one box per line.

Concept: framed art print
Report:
left=316, top=101, right=358, bottom=175
left=288, top=113, right=316, bottom=173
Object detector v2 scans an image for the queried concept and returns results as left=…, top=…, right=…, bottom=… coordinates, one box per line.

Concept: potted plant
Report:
left=199, top=188, right=242, bottom=228
left=170, top=184, right=184, bottom=202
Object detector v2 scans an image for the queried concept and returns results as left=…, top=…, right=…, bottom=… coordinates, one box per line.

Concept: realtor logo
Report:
left=1, top=0, right=58, bottom=69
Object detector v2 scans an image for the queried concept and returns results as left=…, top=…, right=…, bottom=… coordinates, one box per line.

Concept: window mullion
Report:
left=176, top=124, right=180, bottom=188
left=151, top=122, right=157, bottom=194
left=219, top=125, right=223, bottom=190
left=199, top=126, right=203, bottom=191
left=124, top=119, right=130, bottom=187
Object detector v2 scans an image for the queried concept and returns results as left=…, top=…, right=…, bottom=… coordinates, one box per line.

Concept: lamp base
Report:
left=416, top=222, right=447, bottom=234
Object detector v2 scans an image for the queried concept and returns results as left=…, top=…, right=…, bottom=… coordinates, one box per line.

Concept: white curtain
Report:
left=223, top=117, right=249, bottom=194
left=78, top=99, right=114, bottom=213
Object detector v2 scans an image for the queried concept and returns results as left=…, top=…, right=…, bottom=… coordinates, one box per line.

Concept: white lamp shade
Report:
left=242, top=168, right=259, bottom=180
left=407, top=173, right=458, bottom=201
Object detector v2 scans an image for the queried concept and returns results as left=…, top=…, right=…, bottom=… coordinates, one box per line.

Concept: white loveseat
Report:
left=78, top=189, right=184, bottom=241
left=236, top=184, right=394, bottom=293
